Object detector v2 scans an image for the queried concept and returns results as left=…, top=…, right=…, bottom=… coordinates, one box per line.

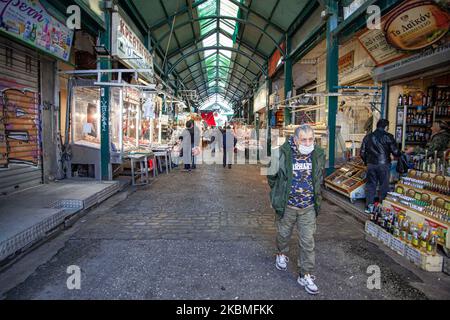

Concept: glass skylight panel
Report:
left=220, top=0, right=239, bottom=17
left=203, top=34, right=217, bottom=47
left=220, top=21, right=234, bottom=35
left=219, top=34, right=233, bottom=47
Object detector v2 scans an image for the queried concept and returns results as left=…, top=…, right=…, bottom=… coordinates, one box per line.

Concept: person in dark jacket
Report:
left=223, top=126, right=237, bottom=169
left=267, top=124, right=325, bottom=295
left=360, top=119, right=401, bottom=213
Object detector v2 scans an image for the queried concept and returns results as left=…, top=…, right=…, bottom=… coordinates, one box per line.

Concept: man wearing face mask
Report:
left=267, top=124, right=325, bottom=295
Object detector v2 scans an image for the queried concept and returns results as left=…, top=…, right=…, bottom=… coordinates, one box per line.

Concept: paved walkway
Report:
left=1, top=165, right=449, bottom=299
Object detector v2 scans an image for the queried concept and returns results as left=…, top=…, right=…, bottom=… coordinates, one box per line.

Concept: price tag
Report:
left=414, top=193, right=421, bottom=200
left=396, top=187, right=404, bottom=194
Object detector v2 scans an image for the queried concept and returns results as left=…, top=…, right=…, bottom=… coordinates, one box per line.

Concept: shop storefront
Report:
left=328, top=0, right=450, bottom=265
left=64, top=9, right=156, bottom=180
left=0, top=0, right=74, bottom=194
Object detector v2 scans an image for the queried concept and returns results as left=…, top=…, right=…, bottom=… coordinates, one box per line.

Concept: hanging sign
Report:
left=0, top=0, right=74, bottom=61
left=358, top=26, right=406, bottom=66
left=111, top=12, right=154, bottom=83
left=384, top=1, right=450, bottom=51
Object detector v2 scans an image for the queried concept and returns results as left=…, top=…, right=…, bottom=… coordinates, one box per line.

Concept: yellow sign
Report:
left=384, top=1, right=450, bottom=51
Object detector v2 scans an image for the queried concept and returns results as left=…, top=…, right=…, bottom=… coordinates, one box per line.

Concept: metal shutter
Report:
left=0, top=35, right=42, bottom=195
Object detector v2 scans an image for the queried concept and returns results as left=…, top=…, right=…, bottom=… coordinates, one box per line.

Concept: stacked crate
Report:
left=365, top=221, right=443, bottom=272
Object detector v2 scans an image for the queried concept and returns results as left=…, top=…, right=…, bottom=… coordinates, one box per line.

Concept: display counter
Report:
left=324, top=157, right=367, bottom=203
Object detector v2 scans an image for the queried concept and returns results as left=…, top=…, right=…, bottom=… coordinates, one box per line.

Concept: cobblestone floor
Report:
left=2, top=165, right=450, bottom=300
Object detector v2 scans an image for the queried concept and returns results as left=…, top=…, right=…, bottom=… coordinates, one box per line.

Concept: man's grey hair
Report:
left=294, top=124, right=315, bottom=138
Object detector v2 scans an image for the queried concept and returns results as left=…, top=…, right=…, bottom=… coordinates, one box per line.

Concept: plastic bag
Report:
left=396, top=153, right=409, bottom=174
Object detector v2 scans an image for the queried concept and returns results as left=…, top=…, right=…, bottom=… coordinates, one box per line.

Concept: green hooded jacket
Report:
left=267, top=139, right=326, bottom=217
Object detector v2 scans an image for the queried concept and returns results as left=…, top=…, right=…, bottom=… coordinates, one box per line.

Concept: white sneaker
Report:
left=297, top=274, right=319, bottom=295
left=275, top=254, right=289, bottom=271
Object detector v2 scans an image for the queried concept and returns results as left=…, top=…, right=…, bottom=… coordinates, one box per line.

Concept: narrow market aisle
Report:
left=2, top=165, right=449, bottom=299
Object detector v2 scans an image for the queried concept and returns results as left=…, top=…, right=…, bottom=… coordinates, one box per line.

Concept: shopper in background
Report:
left=360, top=119, right=401, bottom=214
left=405, top=120, right=450, bottom=158
left=180, top=120, right=200, bottom=172
left=267, top=124, right=325, bottom=295
left=223, top=126, right=237, bottom=169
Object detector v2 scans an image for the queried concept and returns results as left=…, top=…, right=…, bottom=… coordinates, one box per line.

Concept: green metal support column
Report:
left=100, top=8, right=112, bottom=180
left=284, top=35, right=292, bottom=126
left=326, top=0, right=339, bottom=175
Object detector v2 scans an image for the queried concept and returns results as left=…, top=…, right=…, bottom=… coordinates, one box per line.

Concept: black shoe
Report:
left=228, top=164, right=232, bottom=169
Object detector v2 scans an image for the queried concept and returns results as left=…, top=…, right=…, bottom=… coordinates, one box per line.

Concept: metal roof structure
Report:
left=118, top=0, right=315, bottom=112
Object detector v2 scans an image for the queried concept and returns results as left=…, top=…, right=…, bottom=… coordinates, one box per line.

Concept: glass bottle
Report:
left=427, top=231, right=437, bottom=256
left=411, top=224, right=420, bottom=248
left=419, top=224, right=429, bottom=252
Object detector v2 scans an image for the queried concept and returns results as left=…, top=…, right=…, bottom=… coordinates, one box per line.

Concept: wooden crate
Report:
left=390, top=236, right=406, bottom=256
left=377, top=228, right=392, bottom=247
left=364, top=219, right=443, bottom=272
left=405, top=244, right=443, bottom=272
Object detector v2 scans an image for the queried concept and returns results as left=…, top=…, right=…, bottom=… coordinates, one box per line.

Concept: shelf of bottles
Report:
left=395, top=86, right=450, bottom=147
left=433, top=86, right=450, bottom=119
left=377, top=168, right=450, bottom=250
left=396, top=92, right=433, bottom=146
left=369, top=203, right=441, bottom=256
left=410, top=149, right=450, bottom=177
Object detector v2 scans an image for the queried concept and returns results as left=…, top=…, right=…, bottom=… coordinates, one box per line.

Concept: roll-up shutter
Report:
left=0, top=35, right=42, bottom=195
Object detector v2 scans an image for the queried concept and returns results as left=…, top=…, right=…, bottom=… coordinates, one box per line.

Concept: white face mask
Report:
left=298, top=143, right=314, bottom=155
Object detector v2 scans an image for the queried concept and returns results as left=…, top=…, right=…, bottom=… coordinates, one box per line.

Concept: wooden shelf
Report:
left=383, top=199, right=449, bottom=227
left=405, top=123, right=432, bottom=127
left=383, top=199, right=450, bottom=249
left=396, top=182, right=450, bottom=202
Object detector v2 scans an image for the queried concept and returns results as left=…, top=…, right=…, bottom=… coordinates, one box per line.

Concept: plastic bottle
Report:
left=411, top=225, right=419, bottom=248
left=419, top=224, right=429, bottom=252
left=403, top=218, right=412, bottom=243
left=427, top=231, right=437, bottom=256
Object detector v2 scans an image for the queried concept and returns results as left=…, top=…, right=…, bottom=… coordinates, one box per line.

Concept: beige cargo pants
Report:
left=275, top=205, right=316, bottom=275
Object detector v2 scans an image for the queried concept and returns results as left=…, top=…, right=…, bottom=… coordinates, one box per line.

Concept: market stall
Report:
left=365, top=167, right=449, bottom=271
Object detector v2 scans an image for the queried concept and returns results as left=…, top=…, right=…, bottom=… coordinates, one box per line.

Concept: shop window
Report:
left=72, top=87, right=101, bottom=147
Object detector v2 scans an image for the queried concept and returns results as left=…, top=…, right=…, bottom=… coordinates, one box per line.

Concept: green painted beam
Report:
left=326, top=0, right=339, bottom=175
left=149, top=0, right=209, bottom=31
left=100, top=9, right=111, bottom=180
left=289, top=22, right=326, bottom=63
left=182, top=66, right=254, bottom=84
left=333, top=0, right=400, bottom=40
left=227, top=0, right=286, bottom=34
left=157, top=16, right=285, bottom=57
left=284, top=35, right=292, bottom=126
left=168, top=46, right=267, bottom=76
left=286, top=0, right=320, bottom=37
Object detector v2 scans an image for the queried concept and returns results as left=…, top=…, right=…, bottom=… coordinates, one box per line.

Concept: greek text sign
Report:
left=384, top=1, right=450, bottom=51
left=0, top=0, right=74, bottom=61
left=111, top=12, right=154, bottom=83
